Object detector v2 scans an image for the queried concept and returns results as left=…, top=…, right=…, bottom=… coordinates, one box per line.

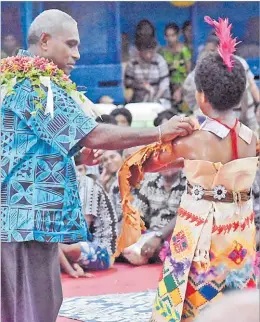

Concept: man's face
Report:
left=139, top=49, right=155, bottom=63
left=165, top=28, right=179, bottom=46
left=42, top=22, right=80, bottom=75
left=3, top=34, right=17, bottom=53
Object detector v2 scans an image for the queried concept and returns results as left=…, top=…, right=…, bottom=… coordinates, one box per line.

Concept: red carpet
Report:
left=57, top=263, right=162, bottom=322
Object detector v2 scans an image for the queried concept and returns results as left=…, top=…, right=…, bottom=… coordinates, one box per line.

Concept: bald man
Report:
left=1, top=9, right=194, bottom=322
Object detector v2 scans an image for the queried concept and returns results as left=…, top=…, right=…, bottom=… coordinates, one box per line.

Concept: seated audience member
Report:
left=195, top=290, right=259, bottom=322
left=59, top=165, right=118, bottom=277
left=122, top=167, right=186, bottom=265
left=183, top=35, right=259, bottom=135
left=125, top=36, right=171, bottom=106
left=159, top=23, right=192, bottom=110
left=110, top=107, right=133, bottom=127
left=154, top=109, right=176, bottom=127
left=100, top=150, right=123, bottom=193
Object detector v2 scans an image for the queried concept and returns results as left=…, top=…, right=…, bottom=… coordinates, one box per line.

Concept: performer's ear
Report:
left=195, top=90, right=205, bottom=105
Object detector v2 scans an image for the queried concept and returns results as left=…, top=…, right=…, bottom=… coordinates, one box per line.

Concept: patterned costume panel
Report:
left=150, top=157, right=258, bottom=322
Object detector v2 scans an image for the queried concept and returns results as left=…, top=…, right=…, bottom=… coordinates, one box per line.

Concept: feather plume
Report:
left=204, top=16, right=240, bottom=71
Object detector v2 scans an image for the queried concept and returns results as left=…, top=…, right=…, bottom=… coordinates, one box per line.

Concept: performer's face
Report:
left=39, top=21, right=80, bottom=75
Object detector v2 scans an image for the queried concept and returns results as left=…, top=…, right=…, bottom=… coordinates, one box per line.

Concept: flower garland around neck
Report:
left=0, top=55, right=88, bottom=116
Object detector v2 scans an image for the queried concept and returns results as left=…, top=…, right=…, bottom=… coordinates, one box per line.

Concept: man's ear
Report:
left=39, top=32, right=51, bottom=51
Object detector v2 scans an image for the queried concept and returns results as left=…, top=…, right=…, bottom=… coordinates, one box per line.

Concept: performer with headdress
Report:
left=117, top=16, right=259, bottom=321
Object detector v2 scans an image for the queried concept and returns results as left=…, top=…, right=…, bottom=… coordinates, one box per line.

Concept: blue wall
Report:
left=2, top=2, right=259, bottom=103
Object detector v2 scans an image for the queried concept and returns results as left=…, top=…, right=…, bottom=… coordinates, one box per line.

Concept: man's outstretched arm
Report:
left=81, top=116, right=194, bottom=151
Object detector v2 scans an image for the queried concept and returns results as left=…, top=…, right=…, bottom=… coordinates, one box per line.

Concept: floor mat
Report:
left=61, top=263, right=162, bottom=298
left=59, top=291, right=156, bottom=322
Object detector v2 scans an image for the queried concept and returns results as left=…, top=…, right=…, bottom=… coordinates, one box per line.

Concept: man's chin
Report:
left=64, top=68, right=71, bottom=76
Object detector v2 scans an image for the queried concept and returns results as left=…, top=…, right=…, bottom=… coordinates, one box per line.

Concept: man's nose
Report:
left=72, top=47, right=80, bottom=61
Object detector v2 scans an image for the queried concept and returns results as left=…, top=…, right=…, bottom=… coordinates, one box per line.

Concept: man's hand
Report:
left=141, top=236, right=162, bottom=259
left=77, top=147, right=104, bottom=166
left=160, top=115, right=194, bottom=143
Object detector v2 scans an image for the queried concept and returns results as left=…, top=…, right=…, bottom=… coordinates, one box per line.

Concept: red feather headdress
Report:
left=204, top=16, right=240, bottom=71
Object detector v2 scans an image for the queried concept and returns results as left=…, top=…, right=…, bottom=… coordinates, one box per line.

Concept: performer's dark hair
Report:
left=194, top=51, right=246, bottom=111
left=110, top=108, right=133, bottom=126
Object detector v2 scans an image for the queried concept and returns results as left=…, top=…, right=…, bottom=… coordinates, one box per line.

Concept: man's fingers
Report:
left=177, top=122, right=194, bottom=135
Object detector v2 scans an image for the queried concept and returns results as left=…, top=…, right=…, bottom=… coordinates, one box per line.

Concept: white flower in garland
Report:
left=213, top=185, right=227, bottom=200
left=191, top=185, right=204, bottom=201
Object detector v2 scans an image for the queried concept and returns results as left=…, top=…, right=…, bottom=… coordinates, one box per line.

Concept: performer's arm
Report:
left=143, top=136, right=191, bottom=173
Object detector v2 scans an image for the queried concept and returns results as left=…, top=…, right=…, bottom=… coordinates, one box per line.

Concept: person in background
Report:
left=159, top=23, right=192, bottom=110
left=100, top=150, right=123, bottom=193
left=182, top=20, right=193, bottom=53
left=59, top=164, right=118, bottom=278
left=2, top=33, right=20, bottom=57
left=129, top=19, right=156, bottom=59
left=125, top=36, right=170, bottom=106
left=122, top=167, right=186, bottom=266
left=154, top=109, right=177, bottom=127
left=110, top=107, right=133, bottom=127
